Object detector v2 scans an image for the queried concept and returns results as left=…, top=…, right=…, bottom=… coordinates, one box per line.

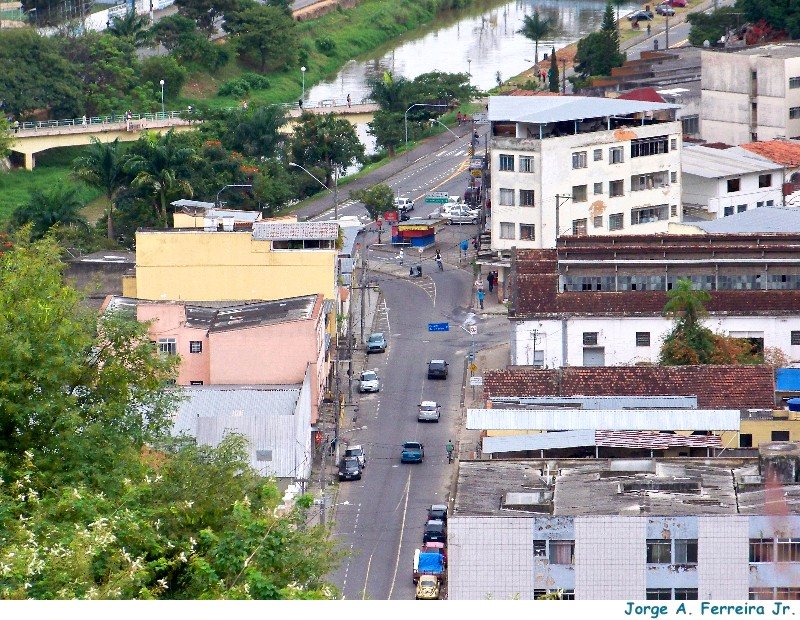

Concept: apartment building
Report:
left=508, top=234, right=800, bottom=368
left=701, top=43, right=800, bottom=144
left=487, top=95, right=682, bottom=254
left=682, top=144, right=784, bottom=217
left=449, top=449, right=800, bottom=600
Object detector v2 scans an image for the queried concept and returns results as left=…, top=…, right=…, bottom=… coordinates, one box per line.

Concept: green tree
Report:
left=351, top=183, right=394, bottom=221
left=150, top=13, right=197, bottom=50
left=72, top=138, right=127, bottom=241
left=11, top=184, right=88, bottom=239
left=687, top=7, right=742, bottom=47
left=224, top=4, right=297, bottom=72
left=405, top=71, right=476, bottom=107
left=659, top=278, right=759, bottom=366
left=253, top=161, right=296, bottom=215
left=175, top=0, right=242, bottom=34
left=140, top=55, right=188, bottom=102
left=107, top=10, right=153, bottom=49
left=574, top=31, right=625, bottom=78
left=228, top=105, right=286, bottom=158
left=0, top=117, right=13, bottom=159
left=290, top=113, right=365, bottom=186
left=518, top=10, right=553, bottom=64
left=367, top=71, right=410, bottom=113
left=740, top=0, right=800, bottom=38
left=367, top=110, right=405, bottom=157
left=125, top=130, right=197, bottom=227
left=548, top=47, right=559, bottom=93
left=601, top=0, right=619, bottom=45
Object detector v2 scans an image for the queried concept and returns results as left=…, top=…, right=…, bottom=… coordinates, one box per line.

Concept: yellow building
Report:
left=124, top=222, right=340, bottom=335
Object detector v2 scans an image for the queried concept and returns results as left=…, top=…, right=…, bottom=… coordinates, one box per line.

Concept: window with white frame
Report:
left=632, top=205, right=668, bottom=224
left=572, top=218, right=587, bottom=236
left=609, top=180, right=624, bottom=197
left=519, top=156, right=534, bottom=173
left=189, top=341, right=202, bottom=353
left=548, top=540, right=575, bottom=565
left=572, top=151, right=587, bottom=169
left=674, top=539, right=698, bottom=564
left=499, top=188, right=515, bottom=205
left=158, top=338, right=177, bottom=356
left=593, top=215, right=603, bottom=228
left=533, top=540, right=547, bottom=557
left=520, top=189, right=535, bottom=206
left=593, top=148, right=603, bottom=161
left=631, top=135, right=668, bottom=158
left=609, top=213, right=624, bottom=230
left=499, top=222, right=515, bottom=239
left=499, top=154, right=515, bottom=171
left=776, top=539, right=800, bottom=562
left=519, top=224, right=535, bottom=240
left=750, top=538, right=774, bottom=563
left=759, top=173, right=772, bottom=188
left=646, top=539, right=671, bottom=564
left=609, top=146, right=624, bottom=164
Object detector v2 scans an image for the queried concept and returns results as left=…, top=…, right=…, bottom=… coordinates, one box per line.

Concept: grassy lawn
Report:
left=0, top=146, right=101, bottom=225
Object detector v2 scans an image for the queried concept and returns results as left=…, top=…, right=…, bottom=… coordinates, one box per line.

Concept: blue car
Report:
left=366, top=332, right=386, bottom=353
left=401, top=441, right=425, bottom=463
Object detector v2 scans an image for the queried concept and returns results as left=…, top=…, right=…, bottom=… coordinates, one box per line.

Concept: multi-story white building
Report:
left=508, top=234, right=800, bottom=368
left=701, top=43, right=800, bottom=145
left=682, top=144, right=784, bottom=217
left=487, top=95, right=682, bottom=255
left=449, top=451, right=800, bottom=600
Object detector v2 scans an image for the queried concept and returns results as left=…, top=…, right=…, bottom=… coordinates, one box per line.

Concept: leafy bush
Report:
left=141, top=55, right=188, bottom=101
left=315, top=36, right=336, bottom=54
left=217, top=72, right=271, bottom=97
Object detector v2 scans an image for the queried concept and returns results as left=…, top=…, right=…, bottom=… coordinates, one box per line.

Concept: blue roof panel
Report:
left=776, top=368, right=800, bottom=391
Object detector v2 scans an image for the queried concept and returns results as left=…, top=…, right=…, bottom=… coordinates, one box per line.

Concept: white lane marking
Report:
left=387, top=471, right=412, bottom=600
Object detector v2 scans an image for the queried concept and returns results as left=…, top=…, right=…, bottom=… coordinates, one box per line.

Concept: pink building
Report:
left=104, top=294, right=328, bottom=422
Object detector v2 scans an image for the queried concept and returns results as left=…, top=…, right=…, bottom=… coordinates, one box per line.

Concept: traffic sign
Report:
left=425, top=192, right=449, bottom=204
left=468, top=325, right=478, bottom=336
left=428, top=322, right=450, bottom=332
left=469, top=375, right=483, bottom=386
left=469, top=363, right=478, bottom=374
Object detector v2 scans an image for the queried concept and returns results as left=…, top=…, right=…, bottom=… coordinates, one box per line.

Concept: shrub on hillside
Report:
left=217, top=73, right=271, bottom=97
left=315, top=36, right=336, bottom=54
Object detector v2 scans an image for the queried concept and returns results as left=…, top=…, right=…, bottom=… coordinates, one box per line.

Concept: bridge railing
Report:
left=14, top=110, right=189, bottom=131
left=9, top=99, right=378, bottom=133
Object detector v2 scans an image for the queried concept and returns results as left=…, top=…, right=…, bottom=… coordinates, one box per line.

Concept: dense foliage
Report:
left=574, top=0, right=625, bottom=78
left=0, top=235, right=341, bottom=599
left=687, top=7, right=746, bottom=47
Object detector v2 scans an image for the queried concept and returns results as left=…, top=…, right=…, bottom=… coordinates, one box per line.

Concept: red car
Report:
left=665, top=0, right=687, bottom=7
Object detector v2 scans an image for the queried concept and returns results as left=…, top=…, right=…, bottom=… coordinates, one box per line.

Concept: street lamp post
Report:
left=289, top=162, right=339, bottom=220
left=215, top=184, right=253, bottom=208
left=300, top=66, right=306, bottom=103
left=467, top=58, right=472, bottom=87
left=159, top=79, right=165, bottom=115
left=404, top=103, right=449, bottom=147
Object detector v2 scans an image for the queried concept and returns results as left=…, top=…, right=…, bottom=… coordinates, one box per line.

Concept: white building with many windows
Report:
left=487, top=95, right=682, bottom=255
left=681, top=144, right=784, bottom=218
left=701, top=44, right=800, bottom=145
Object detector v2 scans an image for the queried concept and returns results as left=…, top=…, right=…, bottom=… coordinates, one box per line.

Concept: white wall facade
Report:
left=682, top=169, right=783, bottom=217
left=701, top=49, right=800, bottom=144
left=512, top=314, right=800, bottom=368
left=490, top=121, right=682, bottom=252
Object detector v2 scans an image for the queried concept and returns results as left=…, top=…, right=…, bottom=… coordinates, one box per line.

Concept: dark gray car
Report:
left=366, top=332, right=386, bottom=353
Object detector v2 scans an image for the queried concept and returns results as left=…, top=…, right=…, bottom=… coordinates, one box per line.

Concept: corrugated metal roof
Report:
left=172, top=386, right=308, bottom=479
left=252, top=221, right=339, bottom=240
left=690, top=207, right=800, bottom=234
left=682, top=145, right=782, bottom=178
left=467, top=408, right=741, bottom=431
left=490, top=395, right=698, bottom=409
left=339, top=225, right=363, bottom=258
left=777, top=367, right=800, bottom=391
left=171, top=199, right=216, bottom=209
left=184, top=295, right=319, bottom=332
left=488, top=95, right=679, bottom=124
left=483, top=430, right=722, bottom=453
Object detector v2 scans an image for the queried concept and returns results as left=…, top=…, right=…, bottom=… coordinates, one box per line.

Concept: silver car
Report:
left=418, top=400, right=441, bottom=422
left=359, top=370, right=380, bottom=393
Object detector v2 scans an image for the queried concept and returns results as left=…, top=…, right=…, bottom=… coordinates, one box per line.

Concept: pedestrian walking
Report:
left=487, top=271, right=494, bottom=292
left=477, top=288, right=485, bottom=310
left=399, top=249, right=404, bottom=265
left=346, top=93, right=352, bottom=108
left=446, top=440, right=455, bottom=464
left=475, top=277, right=483, bottom=292
left=435, top=249, right=443, bottom=271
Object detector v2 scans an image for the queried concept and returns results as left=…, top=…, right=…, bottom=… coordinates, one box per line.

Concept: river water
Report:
left=309, top=0, right=640, bottom=157
left=307, top=0, right=641, bottom=102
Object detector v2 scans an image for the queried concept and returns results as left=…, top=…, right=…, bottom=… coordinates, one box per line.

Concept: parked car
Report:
left=344, top=444, right=367, bottom=469
left=338, top=456, right=362, bottom=481
left=427, top=504, right=448, bottom=524
left=427, top=360, right=449, bottom=379
left=394, top=197, right=414, bottom=212
left=417, top=400, right=441, bottom=423
left=366, top=332, right=386, bottom=353
left=627, top=9, right=654, bottom=20
left=358, top=370, right=380, bottom=393
left=666, top=0, right=686, bottom=7
left=401, top=441, right=425, bottom=463
left=415, top=574, right=441, bottom=600
left=423, top=519, right=446, bottom=544
left=656, top=3, right=675, bottom=15
left=444, top=206, right=479, bottom=225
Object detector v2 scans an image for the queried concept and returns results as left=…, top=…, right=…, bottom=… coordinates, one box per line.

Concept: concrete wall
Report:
left=134, top=230, right=338, bottom=303
left=682, top=170, right=783, bottom=217
left=513, top=315, right=800, bottom=368
left=490, top=121, right=682, bottom=252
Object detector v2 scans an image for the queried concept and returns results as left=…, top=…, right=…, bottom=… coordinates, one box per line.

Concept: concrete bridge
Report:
left=7, top=100, right=380, bottom=170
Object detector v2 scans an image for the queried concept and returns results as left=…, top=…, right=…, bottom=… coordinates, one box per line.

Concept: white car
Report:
left=418, top=400, right=441, bottom=422
left=439, top=203, right=478, bottom=218
left=358, top=370, right=380, bottom=393
left=344, top=444, right=367, bottom=469
left=443, top=206, right=479, bottom=225
left=394, top=197, right=414, bottom=212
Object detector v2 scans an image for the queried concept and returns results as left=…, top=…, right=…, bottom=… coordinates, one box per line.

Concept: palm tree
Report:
left=73, top=138, right=126, bottom=240
left=11, top=184, right=88, bottom=239
left=518, top=10, right=553, bottom=65
left=124, top=130, right=196, bottom=228
left=107, top=10, right=153, bottom=48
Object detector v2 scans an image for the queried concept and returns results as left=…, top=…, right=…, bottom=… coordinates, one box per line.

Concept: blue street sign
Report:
left=428, top=322, right=450, bottom=332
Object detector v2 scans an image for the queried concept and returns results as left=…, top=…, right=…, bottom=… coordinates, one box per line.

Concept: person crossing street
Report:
left=446, top=440, right=455, bottom=464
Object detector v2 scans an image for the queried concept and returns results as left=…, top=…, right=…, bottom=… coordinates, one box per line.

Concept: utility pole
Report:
left=561, top=58, right=567, bottom=94
left=359, top=241, right=367, bottom=343
left=554, top=193, right=572, bottom=242
left=333, top=164, right=339, bottom=221
left=665, top=13, right=670, bottom=50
